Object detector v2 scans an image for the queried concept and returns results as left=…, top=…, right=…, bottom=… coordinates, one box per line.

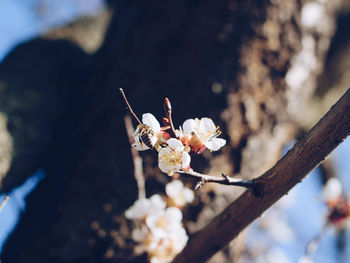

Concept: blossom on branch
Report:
left=165, top=180, right=194, bottom=207
left=182, top=117, right=226, bottom=153
left=132, top=113, right=167, bottom=151
left=125, top=192, right=190, bottom=263
left=125, top=194, right=166, bottom=221
left=145, top=211, right=188, bottom=263
left=158, top=139, right=191, bottom=176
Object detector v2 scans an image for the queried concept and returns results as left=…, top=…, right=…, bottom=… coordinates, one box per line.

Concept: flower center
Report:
left=160, top=149, right=182, bottom=167
left=156, top=216, right=168, bottom=229
left=195, top=126, right=221, bottom=143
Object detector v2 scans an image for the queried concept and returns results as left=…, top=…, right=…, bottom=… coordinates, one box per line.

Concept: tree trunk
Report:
left=0, top=0, right=343, bottom=262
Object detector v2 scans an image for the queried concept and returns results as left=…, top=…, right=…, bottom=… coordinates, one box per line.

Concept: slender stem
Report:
left=119, top=88, right=142, bottom=124
left=124, top=115, right=146, bottom=199
left=304, top=223, right=328, bottom=259
left=0, top=195, right=10, bottom=214
left=164, top=98, right=177, bottom=138
left=178, top=170, right=262, bottom=196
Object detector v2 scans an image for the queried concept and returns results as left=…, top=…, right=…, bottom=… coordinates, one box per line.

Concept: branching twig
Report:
left=0, top=195, right=10, bottom=214
left=163, top=98, right=177, bottom=138
left=178, top=170, right=262, bottom=196
left=124, top=115, right=146, bottom=200
left=120, top=88, right=142, bottom=124
left=172, top=88, right=350, bottom=263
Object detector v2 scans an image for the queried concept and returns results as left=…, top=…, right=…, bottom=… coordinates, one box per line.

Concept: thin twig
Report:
left=163, top=98, right=177, bottom=138
left=178, top=170, right=262, bottom=196
left=120, top=88, right=142, bottom=124
left=0, top=195, right=10, bottom=214
left=124, top=115, right=146, bottom=199
left=304, top=223, right=328, bottom=258
left=173, top=88, right=350, bottom=263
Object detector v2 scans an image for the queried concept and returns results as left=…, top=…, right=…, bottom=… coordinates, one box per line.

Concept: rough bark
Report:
left=0, top=0, right=344, bottom=262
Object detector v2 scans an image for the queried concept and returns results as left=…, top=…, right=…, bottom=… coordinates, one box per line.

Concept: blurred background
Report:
left=0, top=0, right=350, bottom=262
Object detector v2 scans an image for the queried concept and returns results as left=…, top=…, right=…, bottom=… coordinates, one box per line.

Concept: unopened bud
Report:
left=164, top=97, right=172, bottom=112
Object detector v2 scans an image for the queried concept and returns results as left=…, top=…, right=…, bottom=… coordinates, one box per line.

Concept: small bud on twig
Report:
left=163, top=97, right=177, bottom=138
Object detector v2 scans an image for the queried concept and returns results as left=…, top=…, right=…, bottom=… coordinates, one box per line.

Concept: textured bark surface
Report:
left=0, top=0, right=344, bottom=262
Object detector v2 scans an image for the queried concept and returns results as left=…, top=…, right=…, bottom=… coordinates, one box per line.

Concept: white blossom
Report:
left=323, top=177, right=343, bottom=201
left=127, top=204, right=189, bottom=263
left=145, top=207, right=188, bottom=263
left=158, top=138, right=191, bottom=176
left=182, top=117, right=226, bottom=152
left=166, top=180, right=194, bottom=207
left=147, top=226, right=188, bottom=263
left=132, top=113, right=161, bottom=151
left=125, top=194, right=166, bottom=221
left=146, top=207, right=183, bottom=235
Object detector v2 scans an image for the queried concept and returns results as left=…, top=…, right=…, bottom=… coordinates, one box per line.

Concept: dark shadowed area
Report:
left=1, top=0, right=350, bottom=262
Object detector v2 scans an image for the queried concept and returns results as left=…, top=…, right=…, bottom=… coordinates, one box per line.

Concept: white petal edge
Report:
left=166, top=180, right=183, bottom=198
left=125, top=198, right=150, bottom=219
left=205, top=138, right=226, bottom=151
left=166, top=207, right=183, bottom=222
left=181, top=152, right=191, bottom=169
left=142, top=113, right=160, bottom=133
left=158, top=159, right=170, bottom=173
left=132, top=141, right=150, bottom=151
left=183, top=188, right=194, bottom=203
left=323, top=177, right=342, bottom=200
left=182, top=119, right=196, bottom=135
left=182, top=152, right=191, bottom=169
left=149, top=194, right=167, bottom=210
left=167, top=138, right=184, bottom=150
left=200, top=117, right=216, bottom=133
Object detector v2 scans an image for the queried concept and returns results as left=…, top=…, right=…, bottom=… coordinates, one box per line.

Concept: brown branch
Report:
left=124, top=115, right=146, bottom=200
left=172, top=87, right=350, bottom=263
left=163, top=98, right=177, bottom=138
left=0, top=195, right=10, bottom=214
left=178, top=170, right=262, bottom=196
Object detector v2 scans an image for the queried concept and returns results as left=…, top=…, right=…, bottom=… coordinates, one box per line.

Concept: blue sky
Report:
left=0, top=0, right=105, bottom=61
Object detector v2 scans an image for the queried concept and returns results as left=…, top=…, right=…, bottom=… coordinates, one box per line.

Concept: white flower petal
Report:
left=142, top=113, right=160, bottom=133
left=125, top=198, right=150, bottom=220
left=131, top=226, right=149, bottom=242
left=323, top=178, right=343, bottom=201
left=181, top=152, right=191, bottom=169
left=205, top=138, right=226, bottom=151
left=166, top=207, right=182, bottom=222
left=200, top=117, right=216, bottom=133
left=145, top=211, right=162, bottom=231
left=167, top=138, right=184, bottom=150
left=174, top=164, right=182, bottom=173
left=183, top=188, right=194, bottom=203
left=171, top=227, right=188, bottom=252
left=149, top=194, right=166, bottom=211
left=166, top=180, right=183, bottom=198
left=182, top=119, right=196, bottom=135
left=159, top=159, right=170, bottom=173
left=132, top=141, right=150, bottom=151
left=159, top=147, right=171, bottom=156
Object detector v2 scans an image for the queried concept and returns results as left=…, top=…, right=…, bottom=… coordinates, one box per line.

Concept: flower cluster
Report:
left=132, top=113, right=226, bottom=176
left=125, top=180, right=194, bottom=263
left=323, top=177, right=350, bottom=228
